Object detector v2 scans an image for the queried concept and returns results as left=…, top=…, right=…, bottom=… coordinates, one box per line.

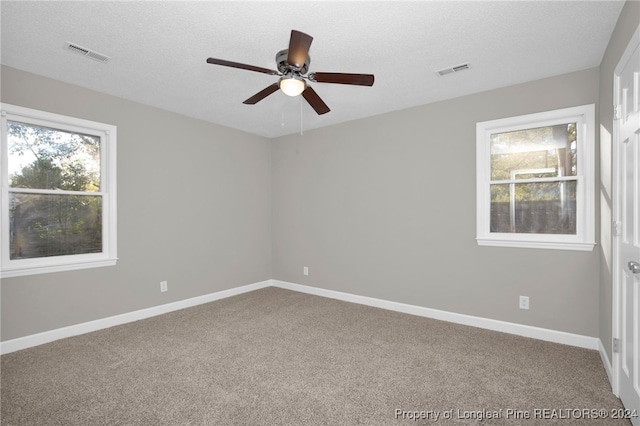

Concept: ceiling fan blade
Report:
left=206, top=58, right=279, bottom=76
left=243, top=83, right=280, bottom=105
left=309, top=72, right=374, bottom=86
left=287, top=30, right=313, bottom=70
left=302, top=86, right=330, bottom=115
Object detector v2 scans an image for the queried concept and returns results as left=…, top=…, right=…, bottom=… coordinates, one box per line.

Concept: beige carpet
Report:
left=0, top=287, right=631, bottom=425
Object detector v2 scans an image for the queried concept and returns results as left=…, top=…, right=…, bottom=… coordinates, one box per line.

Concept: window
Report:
left=476, top=104, right=595, bottom=251
left=1, top=104, right=117, bottom=277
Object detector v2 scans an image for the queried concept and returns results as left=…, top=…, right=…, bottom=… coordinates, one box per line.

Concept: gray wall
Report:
left=272, top=67, right=601, bottom=337
left=598, top=0, right=640, bottom=362
left=1, top=66, right=272, bottom=340
left=3, top=4, right=634, bottom=343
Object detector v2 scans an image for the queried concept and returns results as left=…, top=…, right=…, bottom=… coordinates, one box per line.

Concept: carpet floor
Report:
left=0, top=287, right=632, bottom=425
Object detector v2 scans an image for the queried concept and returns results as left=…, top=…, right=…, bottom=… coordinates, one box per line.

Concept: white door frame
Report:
left=612, top=22, right=640, bottom=398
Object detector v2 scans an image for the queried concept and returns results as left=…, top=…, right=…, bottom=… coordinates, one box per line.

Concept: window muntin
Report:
left=476, top=105, right=595, bottom=251
left=1, top=104, right=117, bottom=277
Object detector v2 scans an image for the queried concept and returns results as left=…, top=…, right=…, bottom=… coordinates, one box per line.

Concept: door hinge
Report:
left=613, top=338, right=620, bottom=353
left=613, top=221, right=623, bottom=236
left=614, top=104, right=622, bottom=120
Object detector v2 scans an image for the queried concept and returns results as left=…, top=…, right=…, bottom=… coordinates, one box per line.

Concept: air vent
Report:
left=65, top=42, right=111, bottom=63
left=436, top=63, right=470, bottom=77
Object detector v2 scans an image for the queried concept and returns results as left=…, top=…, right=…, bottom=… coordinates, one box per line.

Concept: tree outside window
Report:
left=8, top=121, right=102, bottom=259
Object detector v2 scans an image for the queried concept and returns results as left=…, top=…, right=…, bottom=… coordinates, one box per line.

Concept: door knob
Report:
left=628, top=261, right=640, bottom=274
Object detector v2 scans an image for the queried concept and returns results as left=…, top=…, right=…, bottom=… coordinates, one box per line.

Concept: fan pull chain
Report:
left=300, top=95, right=304, bottom=135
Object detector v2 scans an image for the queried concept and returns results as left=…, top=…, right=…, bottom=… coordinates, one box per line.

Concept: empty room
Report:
left=1, top=1, right=639, bottom=424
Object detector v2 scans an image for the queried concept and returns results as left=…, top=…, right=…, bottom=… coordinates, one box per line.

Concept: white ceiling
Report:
left=1, top=1, right=625, bottom=138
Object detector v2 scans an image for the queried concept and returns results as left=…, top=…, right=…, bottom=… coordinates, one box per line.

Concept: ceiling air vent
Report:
left=436, top=63, right=470, bottom=77
left=65, top=42, right=111, bottom=63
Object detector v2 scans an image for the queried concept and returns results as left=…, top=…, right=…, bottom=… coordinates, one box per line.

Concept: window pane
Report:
left=8, top=121, right=101, bottom=191
left=9, top=193, right=102, bottom=259
left=490, top=181, right=577, bottom=234
left=490, top=123, right=577, bottom=180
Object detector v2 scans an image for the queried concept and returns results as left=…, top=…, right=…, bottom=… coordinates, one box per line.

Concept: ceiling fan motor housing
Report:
left=276, top=49, right=310, bottom=75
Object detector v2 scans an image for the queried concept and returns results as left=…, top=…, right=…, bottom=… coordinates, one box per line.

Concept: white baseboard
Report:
left=272, top=280, right=600, bottom=350
left=598, top=338, right=615, bottom=389
left=1, top=278, right=600, bottom=355
left=0, top=280, right=271, bottom=355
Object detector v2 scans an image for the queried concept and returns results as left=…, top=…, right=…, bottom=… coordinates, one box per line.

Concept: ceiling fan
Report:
left=206, top=30, right=374, bottom=115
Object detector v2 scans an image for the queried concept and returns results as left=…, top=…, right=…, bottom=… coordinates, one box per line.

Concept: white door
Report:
left=614, top=24, right=640, bottom=426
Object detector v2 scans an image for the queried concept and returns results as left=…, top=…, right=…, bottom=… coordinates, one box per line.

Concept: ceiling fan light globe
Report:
left=279, top=77, right=306, bottom=96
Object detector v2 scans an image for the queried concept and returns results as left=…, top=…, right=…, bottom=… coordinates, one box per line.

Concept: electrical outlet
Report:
left=519, top=295, right=529, bottom=310
left=160, top=281, right=168, bottom=292
left=303, top=266, right=309, bottom=276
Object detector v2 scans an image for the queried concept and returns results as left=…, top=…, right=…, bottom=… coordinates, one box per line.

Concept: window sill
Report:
left=476, top=238, right=596, bottom=251
left=1, top=258, right=118, bottom=279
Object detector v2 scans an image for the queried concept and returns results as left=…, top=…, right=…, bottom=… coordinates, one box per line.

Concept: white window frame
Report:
left=476, top=104, right=595, bottom=251
left=1, top=104, right=117, bottom=277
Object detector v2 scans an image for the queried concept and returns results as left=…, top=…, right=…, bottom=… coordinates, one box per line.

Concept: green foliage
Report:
left=7, top=121, right=102, bottom=259
left=8, top=121, right=100, bottom=192
left=11, top=157, right=63, bottom=189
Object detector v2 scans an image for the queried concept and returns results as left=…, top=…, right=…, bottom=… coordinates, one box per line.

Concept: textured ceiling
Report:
left=0, top=1, right=625, bottom=138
